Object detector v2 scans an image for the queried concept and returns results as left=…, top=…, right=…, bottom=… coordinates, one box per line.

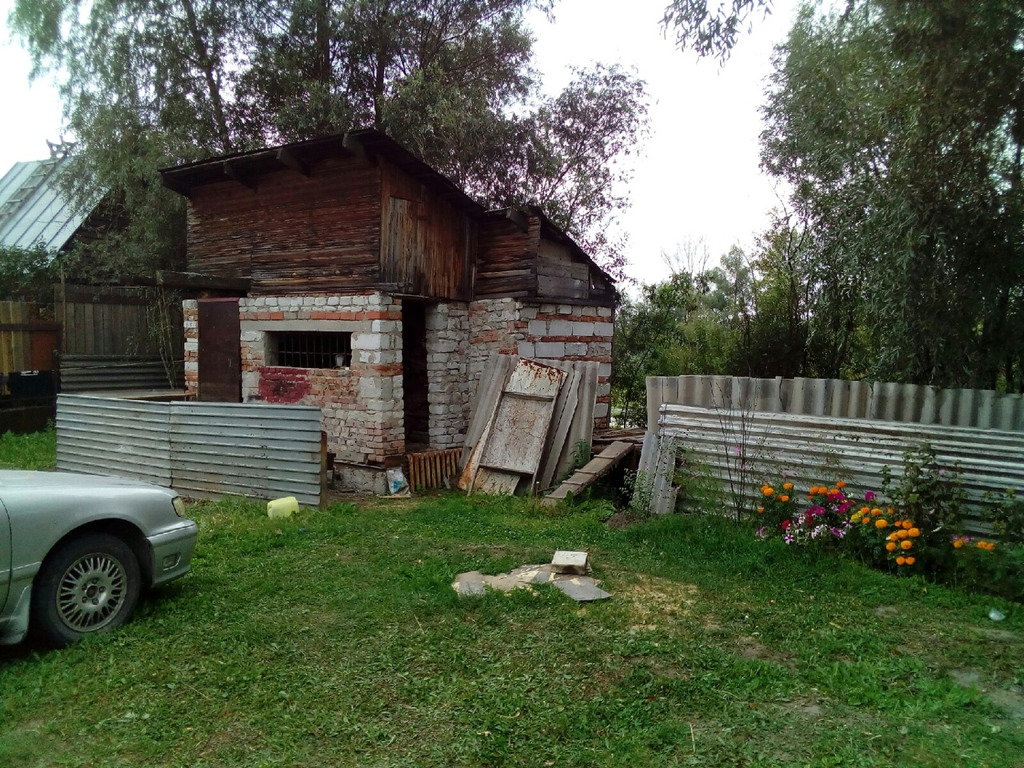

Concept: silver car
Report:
left=0, top=470, right=197, bottom=647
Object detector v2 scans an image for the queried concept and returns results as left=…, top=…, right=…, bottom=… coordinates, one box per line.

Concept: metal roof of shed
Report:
left=0, top=155, right=90, bottom=252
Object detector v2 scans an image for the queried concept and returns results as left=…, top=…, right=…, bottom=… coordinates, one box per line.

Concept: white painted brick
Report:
left=351, top=333, right=378, bottom=351
left=527, top=320, right=547, bottom=336
left=557, top=304, right=573, bottom=315
left=265, top=297, right=278, bottom=307
left=182, top=299, right=198, bottom=310
left=549, top=320, right=573, bottom=336
left=573, top=322, right=595, bottom=336
left=599, top=362, right=612, bottom=378
left=517, top=341, right=536, bottom=358
left=594, top=322, right=614, bottom=337
left=594, top=402, right=609, bottom=419
left=535, top=341, right=565, bottom=358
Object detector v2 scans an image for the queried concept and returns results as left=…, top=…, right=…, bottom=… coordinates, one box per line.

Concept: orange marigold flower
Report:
left=977, top=541, right=987, bottom=549
left=902, top=520, right=913, bottom=530
left=887, top=532, right=898, bottom=541
left=783, top=482, right=794, bottom=491
left=871, top=508, right=883, bottom=516
left=953, top=538, right=964, bottom=549
left=875, top=519, right=889, bottom=529
left=901, top=540, right=913, bottom=551
left=780, top=495, right=790, bottom=502
left=908, top=528, right=920, bottom=538
left=896, top=530, right=908, bottom=540
left=904, top=556, right=915, bottom=565
left=862, top=517, right=871, bottom=525
left=763, top=486, right=774, bottom=497
left=896, top=556, right=906, bottom=565
left=836, top=481, right=847, bottom=488
left=886, top=542, right=897, bottom=552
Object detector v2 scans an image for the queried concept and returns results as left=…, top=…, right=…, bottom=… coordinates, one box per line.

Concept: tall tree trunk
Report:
left=181, top=0, right=233, bottom=152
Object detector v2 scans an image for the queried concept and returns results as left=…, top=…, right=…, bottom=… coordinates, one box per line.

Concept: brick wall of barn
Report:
left=181, top=294, right=614, bottom=466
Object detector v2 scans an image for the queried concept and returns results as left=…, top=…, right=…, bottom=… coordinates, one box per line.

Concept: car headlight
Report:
left=172, top=496, right=187, bottom=518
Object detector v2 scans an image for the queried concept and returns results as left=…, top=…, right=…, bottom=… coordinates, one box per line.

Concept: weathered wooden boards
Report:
left=458, top=353, right=600, bottom=495
left=541, top=440, right=634, bottom=506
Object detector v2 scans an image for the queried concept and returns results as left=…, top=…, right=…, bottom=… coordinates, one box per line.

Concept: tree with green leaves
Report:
left=762, top=0, right=1024, bottom=391
left=663, top=0, right=773, bottom=59
left=611, top=273, right=697, bottom=426
left=10, top=0, right=648, bottom=282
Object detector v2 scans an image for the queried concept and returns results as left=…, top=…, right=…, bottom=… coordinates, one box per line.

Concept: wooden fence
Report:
left=0, top=301, right=59, bottom=389
left=57, top=284, right=174, bottom=356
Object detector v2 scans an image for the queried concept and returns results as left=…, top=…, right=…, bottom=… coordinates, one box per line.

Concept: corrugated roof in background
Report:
left=0, top=155, right=90, bottom=252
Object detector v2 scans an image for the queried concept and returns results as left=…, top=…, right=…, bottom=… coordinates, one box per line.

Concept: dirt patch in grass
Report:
left=621, top=574, right=700, bottom=631
left=735, top=635, right=794, bottom=666
left=950, top=668, right=1024, bottom=720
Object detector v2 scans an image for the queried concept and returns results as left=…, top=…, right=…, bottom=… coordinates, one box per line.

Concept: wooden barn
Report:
left=159, top=129, right=616, bottom=488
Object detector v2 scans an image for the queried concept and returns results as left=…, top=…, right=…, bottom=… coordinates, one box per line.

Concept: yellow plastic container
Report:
left=267, top=496, right=299, bottom=519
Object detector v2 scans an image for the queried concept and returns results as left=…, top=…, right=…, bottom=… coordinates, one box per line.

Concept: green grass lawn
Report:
left=1, top=435, right=1022, bottom=767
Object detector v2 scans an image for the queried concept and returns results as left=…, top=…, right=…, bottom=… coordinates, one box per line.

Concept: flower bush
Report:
left=850, top=504, right=923, bottom=571
left=757, top=480, right=855, bottom=547
left=748, top=472, right=1020, bottom=599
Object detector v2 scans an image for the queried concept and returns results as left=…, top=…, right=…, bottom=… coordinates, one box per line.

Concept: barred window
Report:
left=268, top=332, right=352, bottom=368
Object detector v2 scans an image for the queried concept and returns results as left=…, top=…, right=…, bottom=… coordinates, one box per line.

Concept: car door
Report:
left=0, top=497, right=9, bottom=609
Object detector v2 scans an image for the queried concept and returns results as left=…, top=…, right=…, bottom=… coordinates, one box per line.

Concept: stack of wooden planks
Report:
left=458, top=354, right=600, bottom=495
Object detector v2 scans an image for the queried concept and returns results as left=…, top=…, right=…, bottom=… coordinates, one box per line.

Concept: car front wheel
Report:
left=31, top=533, right=142, bottom=648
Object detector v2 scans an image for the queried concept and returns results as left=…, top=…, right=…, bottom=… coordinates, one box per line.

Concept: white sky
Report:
left=0, top=0, right=800, bottom=286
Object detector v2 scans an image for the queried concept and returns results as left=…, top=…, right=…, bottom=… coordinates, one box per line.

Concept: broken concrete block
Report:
left=452, top=571, right=487, bottom=596
left=551, top=550, right=589, bottom=575
left=551, top=577, right=611, bottom=602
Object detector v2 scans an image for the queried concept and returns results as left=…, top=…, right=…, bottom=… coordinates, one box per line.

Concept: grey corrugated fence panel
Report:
left=169, top=402, right=322, bottom=506
left=656, top=404, right=1024, bottom=535
left=60, top=356, right=173, bottom=392
left=647, top=376, right=1024, bottom=434
left=56, top=395, right=172, bottom=486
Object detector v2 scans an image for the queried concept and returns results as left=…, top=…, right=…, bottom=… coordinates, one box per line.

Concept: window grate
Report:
left=270, top=332, right=351, bottom=368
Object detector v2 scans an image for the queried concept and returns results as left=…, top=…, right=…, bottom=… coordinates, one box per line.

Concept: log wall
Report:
left=476, top=216, right=538, bottom=298
left=186, top=156, right=382, bottom=294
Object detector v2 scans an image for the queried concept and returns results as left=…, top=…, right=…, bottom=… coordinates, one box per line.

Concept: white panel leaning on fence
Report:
left=56, top=395, right=324, bottom=506
left=639, top=376, right=1024, bottom=533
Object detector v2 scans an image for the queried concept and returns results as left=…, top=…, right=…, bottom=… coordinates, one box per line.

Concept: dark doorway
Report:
left=402, top=301, right=429, bottom=448
left=197, top=298, right=241, bottom=402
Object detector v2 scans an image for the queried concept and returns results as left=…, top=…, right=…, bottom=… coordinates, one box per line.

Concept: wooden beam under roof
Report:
left=223, top=160, right=258, bottom=191
left=276, top=147, right=310, bottom=177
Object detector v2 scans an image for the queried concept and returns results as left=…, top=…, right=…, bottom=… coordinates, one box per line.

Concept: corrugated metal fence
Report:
left=57, top=395, right=323, bottom=505
left=647, top=376, right=1024, bottom=435
left=60, top=355, right=174, bottom=392
left=643, top=378, right=1024, bottom=535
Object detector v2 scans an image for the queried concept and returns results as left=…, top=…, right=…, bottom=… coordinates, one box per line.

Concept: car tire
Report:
left=30, top=533, right=142, bottom=648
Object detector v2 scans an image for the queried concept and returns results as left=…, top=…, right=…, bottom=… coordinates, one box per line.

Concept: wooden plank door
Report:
left=197, top=298, right=241, bottom=402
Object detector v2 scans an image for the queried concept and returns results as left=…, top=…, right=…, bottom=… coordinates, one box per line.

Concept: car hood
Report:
left=0, top=470, right=177, bottom=498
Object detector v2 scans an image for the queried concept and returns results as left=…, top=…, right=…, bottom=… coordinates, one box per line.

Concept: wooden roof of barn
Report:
left=159, top=129, right=615, bottom=292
